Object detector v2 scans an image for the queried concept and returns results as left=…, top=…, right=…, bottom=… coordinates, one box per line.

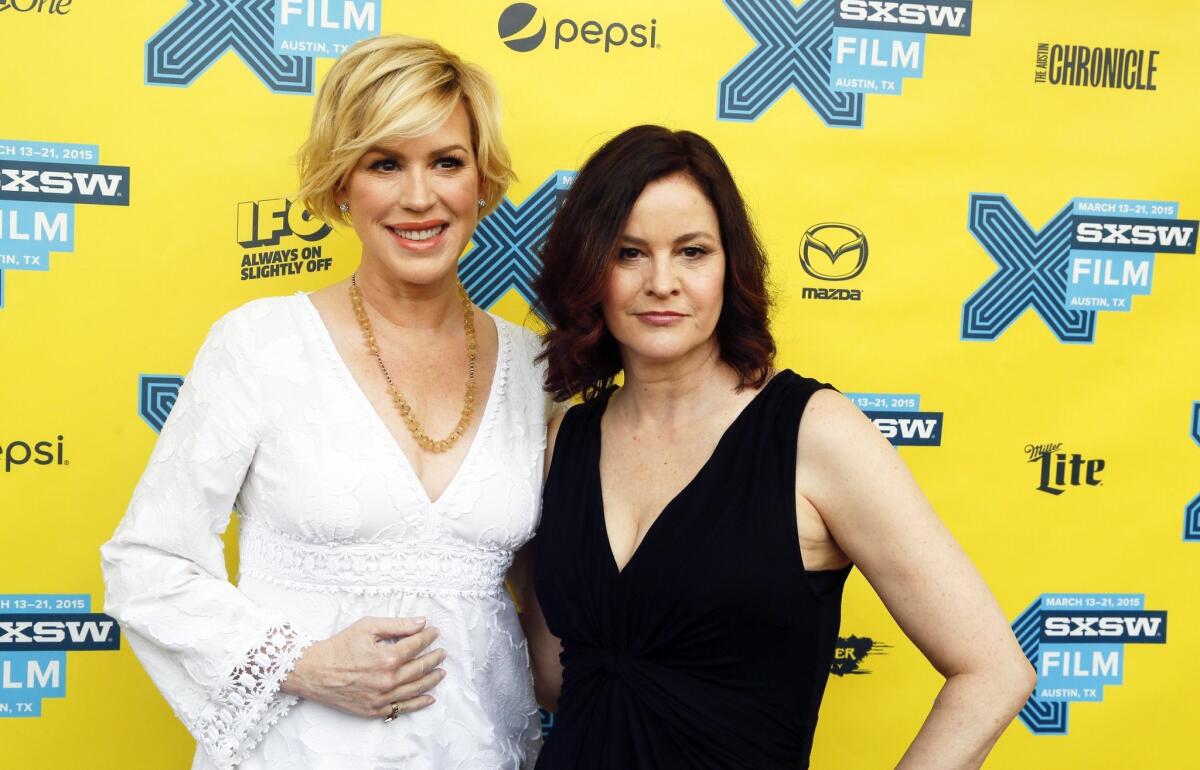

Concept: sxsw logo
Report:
left=497, top=3, right=658, bottom=54
left=837, top=1, right=971, bottom=34
left=460, top=170, right=573, bottom=313
left=718, top=0, right=971, bottom=127
left=0, top=162, right=128, bottom=204
left=0, top=140, right=129, bottom=310
left=1042, top=614, right=1164, bottom=642
left=145, top=0, right=380, bottom=94
left=846, top=392, right=942, bottom=446
left=0, top=618, right=118, bottom=650
left=1012, top=593, right=1166, bottom=735
left=1075, top=219, right=1194, bottom=249
left=799, top=222, right=867, bottom=301
left=962, top=195, right=1197, bottom=343
left=0, top=594, right=119, bottom=718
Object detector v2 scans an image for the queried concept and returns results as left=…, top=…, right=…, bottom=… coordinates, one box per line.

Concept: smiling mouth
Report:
left=387, top=224, right=447, bottom=242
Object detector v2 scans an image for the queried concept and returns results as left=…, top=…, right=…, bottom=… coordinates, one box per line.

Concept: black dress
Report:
left=534, top=370, right=853, bottom=769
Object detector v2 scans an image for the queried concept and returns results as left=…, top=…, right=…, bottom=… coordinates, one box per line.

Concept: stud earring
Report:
left=477, top=198, right=486, bottom=208
left=338, top=202, right=349, bottom=213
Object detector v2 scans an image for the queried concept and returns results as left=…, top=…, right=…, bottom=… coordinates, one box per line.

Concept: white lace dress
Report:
left=101, top=294, right=546, bottom=769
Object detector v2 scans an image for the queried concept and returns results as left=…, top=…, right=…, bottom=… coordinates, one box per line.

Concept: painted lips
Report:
left=386, top=222, right=449, bottom=251
left=635, top=311, right=686, bottom=326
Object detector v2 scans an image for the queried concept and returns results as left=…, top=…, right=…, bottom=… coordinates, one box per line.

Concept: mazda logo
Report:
left=799, top=223, right=868, bottom=281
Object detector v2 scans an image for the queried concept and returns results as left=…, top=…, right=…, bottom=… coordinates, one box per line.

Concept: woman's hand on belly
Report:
left=281, top=616, right=447, bottom=719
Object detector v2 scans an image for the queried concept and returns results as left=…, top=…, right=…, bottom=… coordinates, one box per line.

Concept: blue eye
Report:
left=435, top=156, right=466, bottom=170
left=370, top=158, right=398, bottom=172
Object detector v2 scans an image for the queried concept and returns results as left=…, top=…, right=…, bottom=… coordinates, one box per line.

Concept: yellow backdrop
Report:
left=2, top=1, right=1197, bottom=768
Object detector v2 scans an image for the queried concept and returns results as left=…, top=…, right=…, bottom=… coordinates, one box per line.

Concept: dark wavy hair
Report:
left=534, top=125, right=775, bottom=402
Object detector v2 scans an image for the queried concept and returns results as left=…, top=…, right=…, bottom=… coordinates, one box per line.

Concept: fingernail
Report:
left=413, top=616, right=427, bottom=627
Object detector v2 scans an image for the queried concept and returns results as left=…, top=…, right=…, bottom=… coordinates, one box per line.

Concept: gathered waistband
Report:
left=238, top=519, right=513, bottom=598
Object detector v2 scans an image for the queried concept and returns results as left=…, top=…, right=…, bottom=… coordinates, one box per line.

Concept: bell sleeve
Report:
left=100, top=308, right=313, bottom=768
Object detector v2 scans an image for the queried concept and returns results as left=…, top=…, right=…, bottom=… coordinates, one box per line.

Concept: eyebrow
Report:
left=619, top=231, right=718, bottom=246
left=364, top=143, right=470, bottom=158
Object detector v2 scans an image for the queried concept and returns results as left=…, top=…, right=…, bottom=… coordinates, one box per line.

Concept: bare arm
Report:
left=508, top=406, right=568, bottom=711
left=796, top=390, right=1035, bottom=769
left=510, top=542, right=564, bottom=711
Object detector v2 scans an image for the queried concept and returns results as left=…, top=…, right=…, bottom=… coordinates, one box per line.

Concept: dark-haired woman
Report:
left=510, top=125, right=1035, bottom=769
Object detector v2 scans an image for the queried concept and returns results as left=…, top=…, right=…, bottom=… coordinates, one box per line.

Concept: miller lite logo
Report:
left=1025, top=443, right=1104, bottom=496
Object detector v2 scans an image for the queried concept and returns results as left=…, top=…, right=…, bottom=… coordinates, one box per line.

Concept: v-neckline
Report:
left=297, top=291, right=509, bottom=508
left=594, top=371, right=787, bottom=577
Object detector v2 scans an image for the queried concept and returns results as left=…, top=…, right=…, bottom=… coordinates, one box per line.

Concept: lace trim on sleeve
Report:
left=191, top=624, right=313, bottom=768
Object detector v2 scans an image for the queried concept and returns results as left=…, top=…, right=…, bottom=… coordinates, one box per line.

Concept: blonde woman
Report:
left=102, top=36, right=546, bottom=768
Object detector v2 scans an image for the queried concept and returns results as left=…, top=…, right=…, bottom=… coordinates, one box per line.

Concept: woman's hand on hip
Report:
left=280, top=616, right=446, bottom=718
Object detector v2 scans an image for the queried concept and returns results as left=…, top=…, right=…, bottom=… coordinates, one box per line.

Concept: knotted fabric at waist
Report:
left=562, top=644, right=650, bottom=682
left=238, top=519, right=513, bottom=598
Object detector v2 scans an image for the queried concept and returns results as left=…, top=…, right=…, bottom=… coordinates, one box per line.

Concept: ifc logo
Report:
left=498, top=3, right=547, bottom=52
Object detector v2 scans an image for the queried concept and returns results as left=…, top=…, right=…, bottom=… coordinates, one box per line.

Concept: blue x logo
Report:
left=962, top=194, right=1096, bottom=343
left=146, top=0, right=314, bottom=94
left=1187, top=402, right=1200, bottom=541
left=139, top=374, right=185, bottom=433
left=1011, top=600, right=1067, bottom=735
left=719, top=0, right=863, bottom=126
left=460, top=173, right=568, bottom=316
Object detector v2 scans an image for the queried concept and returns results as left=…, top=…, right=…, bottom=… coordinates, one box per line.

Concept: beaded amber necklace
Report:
left=349, top=274, right=477, bottom=453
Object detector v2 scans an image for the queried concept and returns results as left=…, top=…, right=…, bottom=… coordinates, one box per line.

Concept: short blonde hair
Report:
left=297, top=35, right=515, bottom=223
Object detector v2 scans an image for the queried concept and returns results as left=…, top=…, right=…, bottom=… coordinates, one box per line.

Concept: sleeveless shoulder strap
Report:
left=550, top=399, right=594, bottom=461
left=756, top=370, right=837, bottom=483
left=542, top=391, right=611, bottom=522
